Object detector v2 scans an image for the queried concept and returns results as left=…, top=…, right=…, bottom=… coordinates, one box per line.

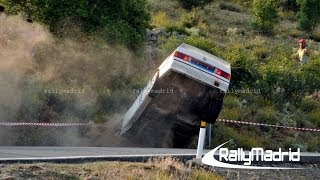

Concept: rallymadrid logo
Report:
left=202, top=141, right=303, bottom=169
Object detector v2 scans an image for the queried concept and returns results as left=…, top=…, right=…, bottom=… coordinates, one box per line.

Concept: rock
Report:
left=150, top=35, right=157, bottom=41
left=152, top=28, right=165, bottom=35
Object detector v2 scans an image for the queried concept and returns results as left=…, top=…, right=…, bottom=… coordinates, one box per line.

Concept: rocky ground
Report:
left=145, top=28, right=186, bottom=61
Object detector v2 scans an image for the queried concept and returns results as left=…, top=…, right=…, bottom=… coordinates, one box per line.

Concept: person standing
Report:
left=295, top=38, right=311, bottom=64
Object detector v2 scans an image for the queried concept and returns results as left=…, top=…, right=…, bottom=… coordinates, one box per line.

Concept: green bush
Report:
left=184, top=36, right=219, bottom=54
left=252, top=46, right=270, bottom=60
left=299, top=58, right=320, bottom=94
left=255, top=106, right=278, bottom=124
left=151, top=11, right=174, bottom=28
left=278, top=103, right=297, bottom=126
left=251, top=0, right=279, bottom=33
left=307, top=137, right=320, bottom=152
left=278, top=9, right=297, bottom=21
left=257, top=55, right=307, bottom=106
left=222, top=95, right=239, bottom=109
left=296, top=0, right=320, bottom=32
left=180, top=8, right=200, bottom=28
left=2, top=0, right=150, bottom=49
left=150, top=11, right=188, bottom=34
left=301, top=98, right=320, bottom=112
left=220, top=108, right=243, bottom=120
left=297, top=13, right=313, bottom=32
left=213, top=125, right=263, bottom=149
left=161, top=36, right=219, bottom=56
left=177, top=0, right=214, bottom=10
left=223, top=42, right=259, bottom=89
left=306, top=109, right=320, bottom=127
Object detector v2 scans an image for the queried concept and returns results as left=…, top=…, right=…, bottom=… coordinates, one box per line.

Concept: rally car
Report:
left=120, top=43, right=231, bottom=148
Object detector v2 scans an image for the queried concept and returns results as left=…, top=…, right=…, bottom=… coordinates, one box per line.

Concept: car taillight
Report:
left=215, top=69, right=231, bottom=80
left=174, top=51, right=190, bottom=61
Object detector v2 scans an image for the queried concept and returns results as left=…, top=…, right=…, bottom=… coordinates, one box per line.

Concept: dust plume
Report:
left=0, top=14, right=150, bottom=146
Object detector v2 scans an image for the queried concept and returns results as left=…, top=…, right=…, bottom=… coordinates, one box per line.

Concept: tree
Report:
left=296, top=0, right=320, bottom=32
left=1, top=0, right=150, bottom=49
left=251, top=0, right=279, bottom=34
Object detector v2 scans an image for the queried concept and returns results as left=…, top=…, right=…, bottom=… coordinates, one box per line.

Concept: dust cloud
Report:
left=0, top=14, right=150, bottom=146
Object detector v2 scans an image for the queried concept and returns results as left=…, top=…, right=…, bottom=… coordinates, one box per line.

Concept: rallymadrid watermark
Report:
left=133, top=88, right=174, bottom=94
left=221, top=88, right=261, bottom=94
left=43, top=88, right=85, bottom=95
left=202, top=141, right=303, bottom=169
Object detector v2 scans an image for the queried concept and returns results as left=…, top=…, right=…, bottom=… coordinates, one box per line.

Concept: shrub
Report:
left=2, top=0, right=150, bottom=49
left=252, top=46, right=270, bottom=60
left=222, top=95, right=239, bottom=109
left=255, top=106, right=278, bottom=124
left=151, top=11, right=174, bottom=28
left=288, top=28, right=303, bottom=38
left=251, top=0, right=279, bottom=34
left=283, top=137, right=296, bottom=150
left=161, top=36, right=219, bottom=56
left=306, top=109, right=320, bottom=127
left=213, top=125, right=263, bottom=149
left=297, top=13, right=313, bottom=32
left=307, top=138, right=320, bottom=152
left=220, top=108, right=243, bottom=120
left=299, top=59, right=320, bottom=94
left=166, top=25, right=188, bottom=34
left=184, top=36, right=219, bottom=54
left=296, top=0, right=320, bottom=32
left=151, top=11, right=189, bottom=34
left=148, top=0, right=182, bottom=18
left=256, top=53, right=313, bottom=106
left=177, top=0, right=214, bottom=10
left=278, top=10, right=297, bottom=21
left=223, top=42, right=259, bottom=89
left=301, top=98, right=320, bottom=112
left=278, top=103, right=297, bottom=126
left=180, top=8, right=200, bottom=28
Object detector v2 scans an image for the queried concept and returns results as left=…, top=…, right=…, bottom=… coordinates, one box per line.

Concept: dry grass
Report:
left=0, top=157, right=223, bottom=180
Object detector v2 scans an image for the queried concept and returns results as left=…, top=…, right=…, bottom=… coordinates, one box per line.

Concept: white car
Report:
left=120, top=43, right=231, bottom=148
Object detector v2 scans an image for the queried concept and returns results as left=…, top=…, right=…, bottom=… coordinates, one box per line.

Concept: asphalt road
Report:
left=0, top=146, right=202, bottom=158
left=0, top=147, right=319, bottom=164
left=1, top=147, right=319, bottom=180
left=0, top=147, right=207, bottom=163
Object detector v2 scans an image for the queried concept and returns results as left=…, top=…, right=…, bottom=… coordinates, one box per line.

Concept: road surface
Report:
left=0, top=147, right=320, bottom=164
left=0, top=146, right=203, bottom=158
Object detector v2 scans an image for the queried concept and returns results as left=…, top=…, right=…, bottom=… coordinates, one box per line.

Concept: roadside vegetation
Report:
left=0, top=0, right=319, bottom=151
left=150, top=0, right=320, bottom=151
left=0, top=158, right=222, bottom=180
